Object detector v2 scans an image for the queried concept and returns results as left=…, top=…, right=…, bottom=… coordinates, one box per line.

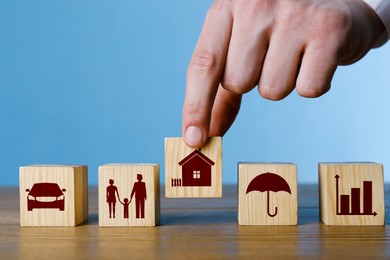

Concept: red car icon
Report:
left=26, top=182, right=66, bottom=211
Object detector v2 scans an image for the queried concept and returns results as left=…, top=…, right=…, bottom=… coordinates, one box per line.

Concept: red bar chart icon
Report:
left=335, top=175, right=377, bottom=217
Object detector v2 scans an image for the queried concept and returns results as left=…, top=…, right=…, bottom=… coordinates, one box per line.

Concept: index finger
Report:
left=182, top=2, right=233, bottom=148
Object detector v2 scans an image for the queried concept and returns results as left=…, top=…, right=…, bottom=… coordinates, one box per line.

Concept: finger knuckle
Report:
left=221, top=79, right=253, bottom=95
left=313, top=5, right=351, bottom=37
left=184, top=101, right=209, bottom=119
left=259, top=85, right=289, bottom=100
left=296, top=85, right=330, bottom=98
left=188, top=49, right=218, bottom=75
left=208, top=0, right=231, bottom=14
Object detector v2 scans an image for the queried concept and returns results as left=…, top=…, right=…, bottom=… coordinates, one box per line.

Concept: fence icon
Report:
left=171, top=178, right=182, bottom=187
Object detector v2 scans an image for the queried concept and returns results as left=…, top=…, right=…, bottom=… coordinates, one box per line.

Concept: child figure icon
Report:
left=119, top=198, right=130, bottom=219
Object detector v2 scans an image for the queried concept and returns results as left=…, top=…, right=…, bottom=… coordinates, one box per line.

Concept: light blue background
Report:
left=1, top=1, right=389, bottom=186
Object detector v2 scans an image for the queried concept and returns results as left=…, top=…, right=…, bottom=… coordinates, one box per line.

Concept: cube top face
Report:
left=23, top=164, right=87, bottom=168
left=98, top=164, right=160, bottom=227
left=19, top=165, right=88, bottom=226
left=238, top=163, right=297, bottom=225
left=165, top=137, right=222, bottom=198
left=319, top=162, right=384, bottom=226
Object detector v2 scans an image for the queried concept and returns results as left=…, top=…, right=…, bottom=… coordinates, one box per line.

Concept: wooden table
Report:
left=1, top=185, right=389, bottom=259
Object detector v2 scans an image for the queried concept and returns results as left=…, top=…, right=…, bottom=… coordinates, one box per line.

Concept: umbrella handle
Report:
left=268, top=206, right=278, bottom=217
left=267, top=190, right=278, bottom=217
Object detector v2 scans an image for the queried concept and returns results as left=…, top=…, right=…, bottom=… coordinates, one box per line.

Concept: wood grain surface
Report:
left=1, top=185, right=390, bottom=259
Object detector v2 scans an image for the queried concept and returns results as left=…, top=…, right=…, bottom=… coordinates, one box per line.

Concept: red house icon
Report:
left=178, top=149, right=215, bottom=187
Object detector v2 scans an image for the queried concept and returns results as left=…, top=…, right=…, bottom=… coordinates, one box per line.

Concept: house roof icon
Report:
left=178, top=149, right=215, bottom=166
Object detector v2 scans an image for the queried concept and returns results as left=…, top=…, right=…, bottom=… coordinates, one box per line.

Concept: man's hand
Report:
left=182, top=0, right=386, bottom=148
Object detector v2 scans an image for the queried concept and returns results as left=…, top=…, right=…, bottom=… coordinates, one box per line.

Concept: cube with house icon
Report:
left=319, top=162, right=385, bottom=225
left=238, top=163, right=297, bottom=225
left=165, top=137, right=222, bottom=198
left=19, top=165, right=88, bottom=226
left=98, top=164, right=160, bottom=227
left=178, top=149, right=215, bottom=187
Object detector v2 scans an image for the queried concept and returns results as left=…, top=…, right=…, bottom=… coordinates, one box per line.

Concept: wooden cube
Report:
left=319, top=162, right=385, bottom=226
left=238, top=163, right=297, bottom=225
left=165, top=137, right=222, bottom=198
left=19, top=165, right=88, bottom=226
left=98, top=164, right=160, bottom=227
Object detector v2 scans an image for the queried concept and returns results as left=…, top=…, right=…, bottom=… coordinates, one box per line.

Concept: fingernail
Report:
left=184, top=126, right=203, bottom=147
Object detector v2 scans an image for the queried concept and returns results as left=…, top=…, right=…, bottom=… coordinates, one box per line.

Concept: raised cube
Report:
left=165, top=137, right=222, bottom=198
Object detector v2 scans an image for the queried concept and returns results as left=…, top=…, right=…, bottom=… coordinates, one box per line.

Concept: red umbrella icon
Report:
left=246, top=172, right=291, bottom=217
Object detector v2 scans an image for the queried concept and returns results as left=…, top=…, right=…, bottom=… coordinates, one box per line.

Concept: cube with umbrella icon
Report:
left=238, top=163, right=298, bottom=225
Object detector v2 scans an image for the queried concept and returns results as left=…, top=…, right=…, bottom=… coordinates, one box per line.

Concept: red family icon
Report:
left=106, top=174, right=147, bottom=219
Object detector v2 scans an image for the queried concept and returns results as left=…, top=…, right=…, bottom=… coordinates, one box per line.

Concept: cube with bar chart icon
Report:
left=319, top=162, right=385, bottom=225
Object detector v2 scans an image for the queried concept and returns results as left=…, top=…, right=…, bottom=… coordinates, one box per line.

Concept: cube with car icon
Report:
left=20, top=165, right=88, bottom=226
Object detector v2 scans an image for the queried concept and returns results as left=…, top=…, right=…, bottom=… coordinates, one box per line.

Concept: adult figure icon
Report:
left=106, top=179, right=120, bottom=218
left=130, top=174, right=147, bottom=219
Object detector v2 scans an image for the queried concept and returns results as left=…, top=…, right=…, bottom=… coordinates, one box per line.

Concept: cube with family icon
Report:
left=98, top=164, right=160, bottom=227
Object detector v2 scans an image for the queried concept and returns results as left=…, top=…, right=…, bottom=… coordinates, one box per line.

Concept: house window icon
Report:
left=193, top=170, right=201, bottom=179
